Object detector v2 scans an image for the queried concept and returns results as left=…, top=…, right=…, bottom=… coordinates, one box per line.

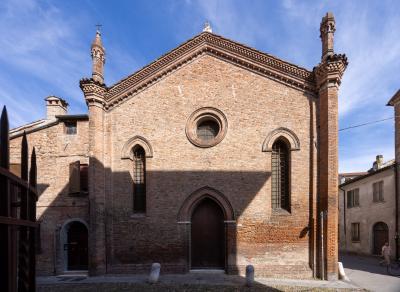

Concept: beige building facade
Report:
left=339, top=157, right=398, bottom=257
left=9, top=14, right=348, bottom=279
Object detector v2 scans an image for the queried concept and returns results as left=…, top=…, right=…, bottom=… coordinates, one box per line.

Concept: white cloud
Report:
left=0, top=0, right=89, bottom=126
left=340, top=146, right=394, bottom=173
left=337, top=3, right=400, bottom=116
left=192, top=0, right=273, bottom=47
left=0, top=0, right=141, bottom=127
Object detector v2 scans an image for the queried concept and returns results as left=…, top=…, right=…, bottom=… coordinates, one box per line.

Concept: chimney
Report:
left=45, top=96, right=68, bottom=120
left=373, top=155, right=384, bottom=170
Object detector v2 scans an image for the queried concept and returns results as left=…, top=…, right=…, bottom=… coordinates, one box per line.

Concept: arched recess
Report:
left=372, top=221, right=389, bottom=255
left=262, top=127, right=300, bottom=152
left=177, top=186, right=235, bottom=222
left=60, top=218, right=89, bottom=271
left=121, top=135, right=153, bottom=159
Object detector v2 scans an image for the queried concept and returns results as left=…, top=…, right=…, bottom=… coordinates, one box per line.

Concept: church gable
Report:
left=102, top=32, right=316, bottom=110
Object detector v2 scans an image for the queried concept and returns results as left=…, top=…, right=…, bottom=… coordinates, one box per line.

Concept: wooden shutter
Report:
left=378, top=181, right=384, bottom=201
left=354, top=189, right=359, bottom=206
left=347, top=191, right=352, bottom=208
left=80, top=164, right=88, bottom=193
left=69, top=161, right=80, bottom=194
left=373, top=183, right=378, bottom=202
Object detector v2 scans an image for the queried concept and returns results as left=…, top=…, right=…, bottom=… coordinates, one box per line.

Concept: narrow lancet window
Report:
left=133, top=146, right=146, bottom=213
left=271, top=139, right=290, bottom=212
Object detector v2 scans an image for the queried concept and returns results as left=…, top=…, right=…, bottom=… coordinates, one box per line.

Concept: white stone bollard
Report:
left=338, top=262, right=350, bottom=281
left=245, top=265, right=254, bottom=287
left=148, top=263, right=161, bottom=284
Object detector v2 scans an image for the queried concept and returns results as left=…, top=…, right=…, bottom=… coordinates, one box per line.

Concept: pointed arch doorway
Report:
left=191, top=198, right=225, bottom=269
left=178, top=187, right=235, bottom=272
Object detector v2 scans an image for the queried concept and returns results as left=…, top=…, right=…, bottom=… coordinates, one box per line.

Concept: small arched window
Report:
left=271, top=138, right=290, bottom=212
left=133, top=145, right=146, bottom=213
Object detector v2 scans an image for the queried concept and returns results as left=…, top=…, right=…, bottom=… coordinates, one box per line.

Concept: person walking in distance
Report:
left=380, top=242, right=391, bottom=267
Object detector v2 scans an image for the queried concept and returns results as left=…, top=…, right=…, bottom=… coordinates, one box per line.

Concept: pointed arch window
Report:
left=133, top=145, right=146, bottom=213
left=271, top=138, right=290, bottom=212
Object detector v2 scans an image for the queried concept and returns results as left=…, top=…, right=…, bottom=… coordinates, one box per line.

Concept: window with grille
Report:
left=351, top=222, right=360, bottom=241
left=196, top=120, right=220, bottom=141
left=133, top=146, right=146, bottom=213
left=65, top=121, right=77, bottom=135
left=372, top=181, right=384, bottom=202
left=271, top=139, right=290, bottom=211
left=346, top=188, right=360, bottom=208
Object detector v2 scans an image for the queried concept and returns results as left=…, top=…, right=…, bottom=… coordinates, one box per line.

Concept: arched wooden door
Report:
left=191, top=198, right=225, bottom=269
left=373, top=222, right=388, bottom=255
left=67, top=222, right=88, bottom=270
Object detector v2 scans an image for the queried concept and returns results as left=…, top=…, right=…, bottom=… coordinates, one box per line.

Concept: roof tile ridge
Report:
left=106, top=32, right=314, bottom=99
left=207, top=32, right=313, bottom=75
left=9, top=119, right=47, bottom=133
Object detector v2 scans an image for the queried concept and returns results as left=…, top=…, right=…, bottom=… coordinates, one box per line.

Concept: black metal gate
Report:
left=0, top=106, right=38, bottom=292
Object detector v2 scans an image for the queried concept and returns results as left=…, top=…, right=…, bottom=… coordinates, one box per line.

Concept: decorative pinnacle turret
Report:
left=320, top=12, right=336, bottom=61
left=203, top=21, right=212, bottom=33
left=91, top=29, right=106, bottom=84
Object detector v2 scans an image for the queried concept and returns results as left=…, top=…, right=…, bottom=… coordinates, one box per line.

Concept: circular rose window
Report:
left=186, top=107, right=227, bottom=148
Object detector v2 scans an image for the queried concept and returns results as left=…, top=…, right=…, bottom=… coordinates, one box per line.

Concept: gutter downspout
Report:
left=339, top=185, right=346, bottom=250
left=394, top=163, right=399, bottom=259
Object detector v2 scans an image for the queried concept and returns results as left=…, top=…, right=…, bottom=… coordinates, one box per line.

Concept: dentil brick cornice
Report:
left=86, top=32, right=318, bottom=111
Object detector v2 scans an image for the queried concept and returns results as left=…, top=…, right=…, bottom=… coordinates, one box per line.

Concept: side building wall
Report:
left=9, top=119, right=89, bottom=275
left=339, top=167, right=397, bottom=257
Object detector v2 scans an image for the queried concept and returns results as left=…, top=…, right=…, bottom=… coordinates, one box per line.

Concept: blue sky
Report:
left=0, top=0, right=399, bottom=173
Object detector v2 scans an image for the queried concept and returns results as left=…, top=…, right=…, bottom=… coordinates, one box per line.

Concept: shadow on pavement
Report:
left=340, top=253, right=400, bottom=278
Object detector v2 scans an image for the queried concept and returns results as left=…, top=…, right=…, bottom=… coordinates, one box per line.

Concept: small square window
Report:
left=65, top=121, right=77, bottom=135
left=351, top=222, right=360, bottom=242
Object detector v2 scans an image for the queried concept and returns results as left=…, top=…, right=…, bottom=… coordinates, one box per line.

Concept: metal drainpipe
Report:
left=394, top=163, right=399, bottom=259
left=339, top=185, right=346, bottom=248
left=53, top=226, right=58, bottom=275
left=320, top=210, right=325, bottom=280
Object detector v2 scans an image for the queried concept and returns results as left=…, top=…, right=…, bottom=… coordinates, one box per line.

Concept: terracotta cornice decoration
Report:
left=79, top=78, right=107, bottom=106
left=314, top=54, right=348, bottom=89
left=97, top=32, right=316, bottom=111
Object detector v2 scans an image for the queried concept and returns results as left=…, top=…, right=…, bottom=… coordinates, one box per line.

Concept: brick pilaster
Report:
left=315, top=12, right=347, bottom=280
left=80, top=79, right=107, bottom=275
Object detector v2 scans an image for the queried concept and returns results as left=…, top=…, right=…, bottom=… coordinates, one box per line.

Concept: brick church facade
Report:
left=9, top=13, right=347, bottom=279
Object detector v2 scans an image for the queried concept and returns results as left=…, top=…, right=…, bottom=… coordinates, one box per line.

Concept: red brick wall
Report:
left=105, top=55, right=317, bottom=278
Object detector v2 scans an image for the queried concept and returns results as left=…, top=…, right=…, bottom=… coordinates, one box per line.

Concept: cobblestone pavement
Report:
left=37, top=272, right=362, bottom=291
left=340, top=253, right=400, bottom=292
